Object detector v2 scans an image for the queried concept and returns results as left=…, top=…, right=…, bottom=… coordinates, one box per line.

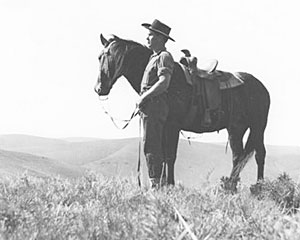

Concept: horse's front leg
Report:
left=163, top=124, right=180, bottom=185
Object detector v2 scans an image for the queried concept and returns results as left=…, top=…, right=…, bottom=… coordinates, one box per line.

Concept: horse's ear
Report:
left=100, top=34, right=109, bottom=47
left=111, top=34, right=120, bottom=40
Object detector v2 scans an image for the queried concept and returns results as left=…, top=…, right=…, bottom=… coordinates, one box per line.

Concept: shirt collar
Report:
left=151, top=47, right=167, bottom=58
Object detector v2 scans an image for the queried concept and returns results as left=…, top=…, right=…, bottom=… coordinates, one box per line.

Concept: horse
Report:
left=94, top=34, right=270, bottom=190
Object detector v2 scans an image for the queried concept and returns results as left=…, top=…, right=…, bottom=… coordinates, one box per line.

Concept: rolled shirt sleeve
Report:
left=157, top=51, right=174, bottom=77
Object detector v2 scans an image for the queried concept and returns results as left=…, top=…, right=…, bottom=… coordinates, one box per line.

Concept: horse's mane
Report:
left=107, top=36, right=151, bottom=69
left=122, top=39, right=145, bottom=48
left=106, top=36, right=146, bottom=54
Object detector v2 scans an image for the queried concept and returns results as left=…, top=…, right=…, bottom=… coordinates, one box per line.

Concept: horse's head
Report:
left=94, top=34, right=152, bottom=96
left=94, top=34, right=126, bottom=96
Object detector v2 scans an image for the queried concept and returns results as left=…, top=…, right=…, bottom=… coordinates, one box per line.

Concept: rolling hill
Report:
left=0, top=134, right=136, bottom=165
left=0, top=149, right=83, bottom=178
left=0, top=134, right=299, bottom=187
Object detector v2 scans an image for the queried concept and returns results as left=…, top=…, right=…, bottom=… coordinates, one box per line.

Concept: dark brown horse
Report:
left=94, top=34, right=270, bottom=189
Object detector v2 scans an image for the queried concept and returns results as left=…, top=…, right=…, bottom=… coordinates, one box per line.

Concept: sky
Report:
left=0, top=0, right=299, bottom=146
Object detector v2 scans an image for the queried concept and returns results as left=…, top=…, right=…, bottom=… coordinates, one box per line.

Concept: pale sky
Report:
left=0, top=0, right=299, bottom=146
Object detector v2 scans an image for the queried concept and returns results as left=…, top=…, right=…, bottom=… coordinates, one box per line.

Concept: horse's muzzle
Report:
left=94, top=82, right=101, bottom=95
left=95, top=73, right=112, bottom=96
left=94, top=83, right=110, bottom=96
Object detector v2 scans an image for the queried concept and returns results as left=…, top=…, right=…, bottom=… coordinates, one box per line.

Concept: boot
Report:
left=149, top=178, right=160, bottom=189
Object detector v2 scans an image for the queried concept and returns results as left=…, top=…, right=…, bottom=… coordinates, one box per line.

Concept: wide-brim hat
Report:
left=142, top=19, right=175, bottom=42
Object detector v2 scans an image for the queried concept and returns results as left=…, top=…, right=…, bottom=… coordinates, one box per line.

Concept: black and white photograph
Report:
left=1, top=0, right=300, bottom=239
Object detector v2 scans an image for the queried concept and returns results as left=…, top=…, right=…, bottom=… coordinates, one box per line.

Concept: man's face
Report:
left=146, top=30, right=164, bottom=50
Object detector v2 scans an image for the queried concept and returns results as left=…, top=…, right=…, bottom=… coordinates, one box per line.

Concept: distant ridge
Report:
left=0, top=134, right=138, bottom=165
left=62, top=137, right=103, bottom=142
left=0, top=134, right=299, bottom=187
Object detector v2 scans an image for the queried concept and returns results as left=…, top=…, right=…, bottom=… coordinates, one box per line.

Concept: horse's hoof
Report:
left=220, top=176, right=240, bottom=193
left=250, top=182, right=264, bottom=197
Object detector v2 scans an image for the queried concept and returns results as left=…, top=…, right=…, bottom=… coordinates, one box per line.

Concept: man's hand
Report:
left=136, top=95, right=148, bottom=110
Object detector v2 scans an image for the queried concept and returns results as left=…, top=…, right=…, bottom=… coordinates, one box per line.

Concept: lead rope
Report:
left=137, top=115, right=142, bottom=188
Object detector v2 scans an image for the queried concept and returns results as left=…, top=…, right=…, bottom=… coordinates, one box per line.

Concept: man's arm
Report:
left=137, top=73, right=171, bottom=108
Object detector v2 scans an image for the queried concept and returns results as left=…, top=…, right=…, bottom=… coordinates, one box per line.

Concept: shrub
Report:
left=251, top=173, right=300, bottom=213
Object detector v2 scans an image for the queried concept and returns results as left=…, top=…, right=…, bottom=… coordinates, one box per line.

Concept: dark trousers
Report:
left=140, top=94, right=169, bottom=179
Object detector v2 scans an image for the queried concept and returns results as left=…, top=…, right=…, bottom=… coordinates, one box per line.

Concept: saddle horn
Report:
left=181, top=49, right=191, bottom=57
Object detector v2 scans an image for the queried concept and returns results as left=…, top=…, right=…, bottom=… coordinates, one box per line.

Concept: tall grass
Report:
left=1, top=172, right=300, bottom=239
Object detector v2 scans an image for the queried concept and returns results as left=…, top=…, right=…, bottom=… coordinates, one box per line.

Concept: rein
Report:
left=137, top=116, right=142, bottom=187
left=98, top=96, right=139, bottom=130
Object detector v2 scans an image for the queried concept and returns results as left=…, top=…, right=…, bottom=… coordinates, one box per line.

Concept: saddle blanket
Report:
left=215, top=71, right=244, bottom=89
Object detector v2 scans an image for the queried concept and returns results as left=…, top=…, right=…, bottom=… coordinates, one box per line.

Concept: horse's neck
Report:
left=123, top=45, right=152, bottom=94
left=125, top=71, right=143, bottom=94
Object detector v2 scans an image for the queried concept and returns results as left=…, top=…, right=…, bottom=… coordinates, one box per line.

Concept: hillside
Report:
left=0, top=134, right=299, bottom=187
left=0, top=149, right=83, bottom=178
left=0, top=134, right=137, bottom=165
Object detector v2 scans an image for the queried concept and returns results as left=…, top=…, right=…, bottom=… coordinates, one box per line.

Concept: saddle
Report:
left=179, top=50, right=244, bottom=128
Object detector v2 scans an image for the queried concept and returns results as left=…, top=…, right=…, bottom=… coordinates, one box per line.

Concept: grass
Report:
left=1, top=172, right=300, bottom=239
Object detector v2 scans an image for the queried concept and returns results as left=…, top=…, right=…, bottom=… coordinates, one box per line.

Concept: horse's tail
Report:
left=231, top=73, right=270, bottom=179
left=230, top=129, right=256, bottom=180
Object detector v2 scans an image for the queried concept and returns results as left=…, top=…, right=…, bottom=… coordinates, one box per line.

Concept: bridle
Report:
left=97, top=40, right=138, bottom=129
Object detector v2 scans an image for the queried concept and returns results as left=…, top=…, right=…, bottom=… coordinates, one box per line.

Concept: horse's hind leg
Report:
left=254, top=130, right=266, bottom=181
left=163, top=124, right=180, bottom=185
left=248, top=99, right=269, bottom=182
left=227, top=125, right=248, bottom=181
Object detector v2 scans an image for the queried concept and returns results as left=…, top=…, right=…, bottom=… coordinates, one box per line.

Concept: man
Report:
left=137, top=19, right=175, bottom=188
